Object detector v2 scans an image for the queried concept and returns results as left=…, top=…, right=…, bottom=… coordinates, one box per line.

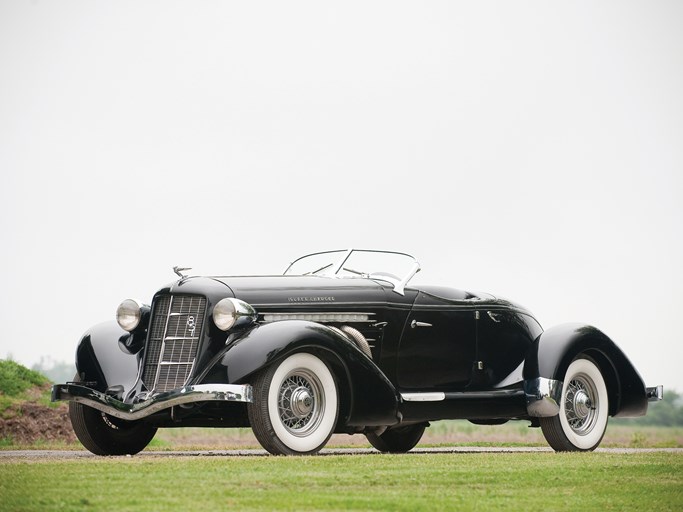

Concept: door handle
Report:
left=411, top=320, right=433, bottom=329
left=487, top=311, right=502, bottom=323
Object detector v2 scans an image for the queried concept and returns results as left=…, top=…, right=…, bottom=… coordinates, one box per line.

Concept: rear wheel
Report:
left=540, top=357, right=609, bottom=451
left=366, top=423, right=426, bottom=453
left=248, top=352, right=339, bottom=455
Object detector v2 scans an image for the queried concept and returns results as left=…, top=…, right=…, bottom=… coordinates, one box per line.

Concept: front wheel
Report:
left=540, top=356, right=609, bottom=451
left=248, top=352, right=339, bottom=455
left=366, top=423, right=426, bottom=453
left=69, top=402, right=157, bottom=455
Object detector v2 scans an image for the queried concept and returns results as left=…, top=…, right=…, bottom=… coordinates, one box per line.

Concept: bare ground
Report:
left=0, top=402, right=77, bottom=445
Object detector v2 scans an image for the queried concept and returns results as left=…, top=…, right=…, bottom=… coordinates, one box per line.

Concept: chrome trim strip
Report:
left=261, top=312, right=374, bottom=323
left=410, top=304, right=510, bottom=311
left=52, top=383, right=253, bottom=421
left=253, top=302, right=413, bottom=310
left=524, top=377, right=563, bottom=417
left=401, top=392, right=446, bottom=402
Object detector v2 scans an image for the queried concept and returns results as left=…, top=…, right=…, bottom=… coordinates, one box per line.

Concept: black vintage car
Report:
left=53, top=249, right=662, bottom=455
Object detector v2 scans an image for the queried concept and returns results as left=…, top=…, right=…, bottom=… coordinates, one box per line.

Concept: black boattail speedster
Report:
left=52, top=249, right=662, bottom=455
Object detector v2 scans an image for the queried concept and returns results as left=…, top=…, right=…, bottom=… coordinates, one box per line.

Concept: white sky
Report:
left=1, top=1, right=681, bottom=392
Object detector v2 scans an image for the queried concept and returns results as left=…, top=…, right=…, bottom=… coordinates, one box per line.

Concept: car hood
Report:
left=211, top=275, right=388, bottom=308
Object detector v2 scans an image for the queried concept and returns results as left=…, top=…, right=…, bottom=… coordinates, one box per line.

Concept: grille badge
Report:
left=187, top=316, right=196, bottom=336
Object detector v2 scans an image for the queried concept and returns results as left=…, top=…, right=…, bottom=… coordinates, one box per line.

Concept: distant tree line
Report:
left=30, top=357, right=76, bottom=385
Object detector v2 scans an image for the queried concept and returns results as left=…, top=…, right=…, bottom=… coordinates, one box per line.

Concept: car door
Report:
left=475, top=307, right=543, bottom=387
left=396, top=290, right=477, bottom=391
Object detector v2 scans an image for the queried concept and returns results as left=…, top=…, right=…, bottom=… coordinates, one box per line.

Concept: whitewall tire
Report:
left=540, top=357, right=609, bottom=451
left=248, top=352, right=338, bottom=455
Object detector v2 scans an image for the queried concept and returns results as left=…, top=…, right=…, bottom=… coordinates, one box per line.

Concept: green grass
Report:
left=0, top=360, right=48, bottom=396
left=146, top=421, right=683, bottom=451
left=0, top=452, right=681, bottom=511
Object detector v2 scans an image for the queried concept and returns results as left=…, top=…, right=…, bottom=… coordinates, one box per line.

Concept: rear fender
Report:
left=217, top=320, right=400, bottom=427
left=523, top=323, right=648, bottom=417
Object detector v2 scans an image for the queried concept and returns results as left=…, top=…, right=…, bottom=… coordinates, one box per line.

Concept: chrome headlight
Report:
left=213, top=298, right=257, bottom=331
left=116, top=299, right=144, bottom=332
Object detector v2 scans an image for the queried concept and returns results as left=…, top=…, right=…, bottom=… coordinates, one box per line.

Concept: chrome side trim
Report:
left=52, top=383, right=253, bottom=421
left=524, top=377, right=563, bottom=417
left=401, top=392, right=446, bottom=402
left=261, top=312, right=373, bottom=323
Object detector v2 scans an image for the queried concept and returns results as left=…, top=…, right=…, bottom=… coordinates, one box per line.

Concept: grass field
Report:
left=1, top=451, right=681, bottom=511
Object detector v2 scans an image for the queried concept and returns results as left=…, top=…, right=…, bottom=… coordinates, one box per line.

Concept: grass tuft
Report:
left=0, top=360, right=49, bottom=397
left=0, top=360, right=55, bottom=418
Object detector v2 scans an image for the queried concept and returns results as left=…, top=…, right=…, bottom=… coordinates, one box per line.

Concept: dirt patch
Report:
left=0, top=402, right=77, bottom=445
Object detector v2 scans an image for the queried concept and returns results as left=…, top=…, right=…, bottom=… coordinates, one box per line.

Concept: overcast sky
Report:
left=1, top=1, right=681, bottom=392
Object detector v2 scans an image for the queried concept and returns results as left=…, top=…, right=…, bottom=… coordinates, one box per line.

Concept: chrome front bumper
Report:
left=51, top=383, right=253, bottom=421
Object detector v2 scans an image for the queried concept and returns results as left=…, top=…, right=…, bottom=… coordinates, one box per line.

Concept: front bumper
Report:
left=51, top=383, right=253, bottom=421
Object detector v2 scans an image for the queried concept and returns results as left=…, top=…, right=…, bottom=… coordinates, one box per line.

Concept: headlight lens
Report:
left=213, top=298, right=256, bottom=331
left=116, top=299, right=143, bottom=332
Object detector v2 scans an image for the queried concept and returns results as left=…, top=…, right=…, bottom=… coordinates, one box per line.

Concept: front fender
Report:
left=74, top=321, right=141, bottom=396
left=217, top=321, right=400, bottom=427
left=523, top=323, right=648, bottom=417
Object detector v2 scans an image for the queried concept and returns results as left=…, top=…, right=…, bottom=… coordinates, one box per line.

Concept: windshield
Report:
left=284, top=249, right=421, bottom=294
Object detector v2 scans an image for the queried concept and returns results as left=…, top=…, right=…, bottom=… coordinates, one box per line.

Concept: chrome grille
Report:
left=142, top=295, right=206, bottom=393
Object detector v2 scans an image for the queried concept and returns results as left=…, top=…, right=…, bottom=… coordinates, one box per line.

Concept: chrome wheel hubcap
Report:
left=290, top=387, right=314, bottom=418
left=573, top=390, right=592, bottom=418
left=278, top=370, right=325, bottom=436
left=565, top=375, right=598, bottom=435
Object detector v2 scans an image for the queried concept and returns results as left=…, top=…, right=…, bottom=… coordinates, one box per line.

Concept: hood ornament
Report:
left=173, top=266, right=192, bottom=278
